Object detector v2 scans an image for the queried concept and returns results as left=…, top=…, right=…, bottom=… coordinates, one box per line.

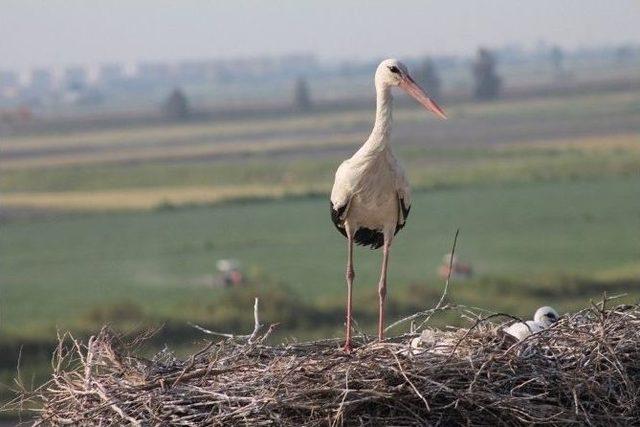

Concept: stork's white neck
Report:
left=373, top=84, right=393, bottom=136
left=361, top=84, right=393, bottom=153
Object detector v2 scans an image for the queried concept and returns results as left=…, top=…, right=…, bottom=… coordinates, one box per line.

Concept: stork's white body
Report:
left=503, top=321, right=543, bottom=341
left=331, top=138, right=410, bottom=242
left=329, top=59, right=446, bottom=351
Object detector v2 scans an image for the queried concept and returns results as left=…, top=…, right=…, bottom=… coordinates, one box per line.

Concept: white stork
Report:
left=330, top=58, right=447, bottom=351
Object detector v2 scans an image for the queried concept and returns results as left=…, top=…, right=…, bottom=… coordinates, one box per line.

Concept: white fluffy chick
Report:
left=504, top=306, right=559, bottom=341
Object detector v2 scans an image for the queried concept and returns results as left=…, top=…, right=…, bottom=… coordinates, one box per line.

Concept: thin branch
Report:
left=189, top=297, right=263, bottom=341
left=386, top=228, right=460, bottom=333
left=434, top=228, right=460, bottom=312
left=188, top=323, right=237, bottom=339
left=248, top=297, right=262, bottom=344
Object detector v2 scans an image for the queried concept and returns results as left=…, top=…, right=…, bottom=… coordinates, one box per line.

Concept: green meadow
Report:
left=2, top=175, right=639, bottom=339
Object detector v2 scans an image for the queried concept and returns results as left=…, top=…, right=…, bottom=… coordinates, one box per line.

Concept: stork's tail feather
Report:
left=353, top=227, right=385, bottom=250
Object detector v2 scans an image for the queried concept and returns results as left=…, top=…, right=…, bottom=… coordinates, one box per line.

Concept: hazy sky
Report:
left=2, top=0, right=639, bottom=69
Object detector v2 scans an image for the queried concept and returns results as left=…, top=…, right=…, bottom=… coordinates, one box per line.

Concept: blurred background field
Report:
left=1, top=1, right=640, bottom=416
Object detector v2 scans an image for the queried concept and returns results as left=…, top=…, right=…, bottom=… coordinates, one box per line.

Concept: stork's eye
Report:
left=388, top=66, right=400, bottom=74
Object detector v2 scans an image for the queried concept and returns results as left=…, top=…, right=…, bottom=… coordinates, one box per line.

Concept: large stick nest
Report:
left=13, top=302, right=640, bottom=426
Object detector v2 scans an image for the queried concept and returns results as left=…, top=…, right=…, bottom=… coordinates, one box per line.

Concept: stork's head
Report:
left=533, top=306, right=559, bottom=328
left=375, top=58, right=447, bottom=120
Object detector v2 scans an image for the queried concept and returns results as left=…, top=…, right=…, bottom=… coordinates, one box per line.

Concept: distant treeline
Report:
left=5, top=74, right=640, bottom=138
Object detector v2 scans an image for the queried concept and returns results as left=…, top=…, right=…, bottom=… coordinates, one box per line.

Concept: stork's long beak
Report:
left=399, top=75, right=447, bottom=120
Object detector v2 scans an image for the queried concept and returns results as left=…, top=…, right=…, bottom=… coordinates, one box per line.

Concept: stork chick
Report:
left=503, top=306, right=559, bottom=341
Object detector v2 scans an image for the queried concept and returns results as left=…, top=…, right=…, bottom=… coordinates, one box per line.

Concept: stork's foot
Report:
left=342, top=342, right=353, bottom=353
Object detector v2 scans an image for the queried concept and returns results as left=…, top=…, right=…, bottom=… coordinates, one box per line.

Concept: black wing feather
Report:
left=395, top=195, right=411, bottom=234
left=330, top=201, right=347, bottom=238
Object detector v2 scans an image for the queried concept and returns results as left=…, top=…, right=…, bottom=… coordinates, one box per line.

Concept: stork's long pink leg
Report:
left=377, top=239, right=391, bottom=341
left=344, top=236, right=356, bottom=352
left=343, top=234, right=355, bottom=352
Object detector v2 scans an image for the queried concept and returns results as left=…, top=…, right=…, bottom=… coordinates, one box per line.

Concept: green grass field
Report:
left=2, top=176, right=639, bottom=340
left=1, top=89, right=639, bottom=338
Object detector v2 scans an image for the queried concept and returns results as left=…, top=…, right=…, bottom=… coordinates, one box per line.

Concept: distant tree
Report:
left=550, top=46, right=564, bottom=74
left=162, top=88, right=190, bottom=120
left=472, top=48, right=502, bottom=101
left=293, top=77, right=312, bottom=111
left=417, top=58, right=441, bottom=101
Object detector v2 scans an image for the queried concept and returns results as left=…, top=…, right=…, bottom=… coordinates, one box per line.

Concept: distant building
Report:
left=209, top=54, right=318, bottom=83
left=0, top=70, right=19, bottom=99
left=138, top=62, right=173, bottom=84
left=279, top=54, right=317, bottom=77
left=62, top=66, right=88, bottom=90
left=98, top=63, right=125, bottom=86
left=0, top=70, right=18, bottom=89
left=176, top=61, right=209, bottom=84
left=28, top=68, right=53, bottom=92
